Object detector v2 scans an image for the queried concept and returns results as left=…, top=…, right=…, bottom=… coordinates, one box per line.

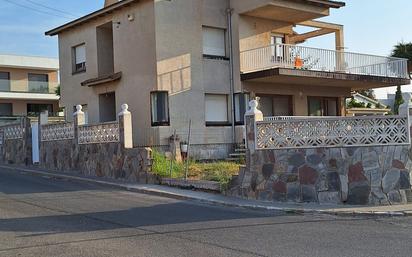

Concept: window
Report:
left=202, top=26, right=226, bottom=57
left=205, top=94, right=229, bottom=126
left=257, top=94, right=293, bottom=117
left=73, top=44, right=86, bottom=73
left=0, top=103, right=12, bottom=116
left=308, top=97, right=339, bottom=116
left=0, top=72, right=10, bottom=91
left=151, top=91, right=170, bottom=126
left=234, top=93, right=250, bottom=125
left=27, top=104, right=53, bottom=116
left=28, top=74, right=49, bottom=93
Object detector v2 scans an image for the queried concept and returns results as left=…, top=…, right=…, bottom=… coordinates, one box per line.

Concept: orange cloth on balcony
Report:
left=294, top=57, right=303, bottom=69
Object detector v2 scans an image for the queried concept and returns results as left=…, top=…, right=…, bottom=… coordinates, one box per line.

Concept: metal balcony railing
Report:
left=240, top=43, right=409, bottom=79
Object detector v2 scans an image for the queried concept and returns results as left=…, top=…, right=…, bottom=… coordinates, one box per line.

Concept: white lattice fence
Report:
left=2, top=124, right=24, bottom=140
left=41, top=122, right=74, bottom=141
left=256, top=116, right=410, bottom=150
left=78, top=122, right=119, bottom=144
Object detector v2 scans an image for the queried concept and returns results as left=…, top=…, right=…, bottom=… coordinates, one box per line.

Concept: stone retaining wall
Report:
left=0, top=118, right=32, bottom=166
left=228, top=146, right=412, bottom=205
left=228, top=101, right=412, bottom=206
left=40, top=140, right=153, bottom=183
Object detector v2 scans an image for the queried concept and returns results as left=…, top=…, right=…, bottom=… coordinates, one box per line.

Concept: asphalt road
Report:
left=0, top=167, right=411, bottom=257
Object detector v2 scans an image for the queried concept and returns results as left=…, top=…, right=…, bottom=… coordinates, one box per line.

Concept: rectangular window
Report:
left=27, top=104, right=53, bottom=116
left=308, top=97, right=339, bottom=116
left=0, top=103, right=12, bottom=116
left=234, top=93, right=250, bottom=125
left=257, top=94, right=293, bottom=117
left=205, top=94, right=229, bottom=126
left=73, top=44, right=86, bottom=73
left=28, top=74, right=49, bottom=93
left=151, top=91, right=170, bottom=126
left=0, top=72, right=10, bottom=91
left=203, top=26, right=226, bottom=57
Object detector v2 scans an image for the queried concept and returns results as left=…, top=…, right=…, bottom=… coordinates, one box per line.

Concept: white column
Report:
left=118, top=104, right=133, bottom=149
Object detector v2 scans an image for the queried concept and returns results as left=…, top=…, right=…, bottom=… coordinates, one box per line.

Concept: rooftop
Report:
left=0, top=54, right=59, bottom=71
left=45, top=0, right=345, bottom=36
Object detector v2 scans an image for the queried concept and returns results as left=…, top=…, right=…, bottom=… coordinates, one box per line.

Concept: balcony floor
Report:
left=241, top=68, right=410, bottom=89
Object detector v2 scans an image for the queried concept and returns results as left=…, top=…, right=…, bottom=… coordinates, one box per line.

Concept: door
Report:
left=257, top=94, right=293, bottom=117
left=308, top=97, right=339, bottom=116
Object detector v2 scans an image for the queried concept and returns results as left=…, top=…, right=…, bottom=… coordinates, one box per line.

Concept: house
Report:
left=378, top=92, right=412, bottom=112
left=0, top=54, right=59, bottom=118
left=45, top=0, right=410, bottom=159
left=345, top=92, right=390, bottom=116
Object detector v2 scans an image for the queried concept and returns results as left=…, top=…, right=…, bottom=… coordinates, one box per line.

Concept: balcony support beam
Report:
left=298, top=20, right=344, bottom=51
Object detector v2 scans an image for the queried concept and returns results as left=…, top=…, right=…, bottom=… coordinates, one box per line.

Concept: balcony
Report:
left=240, top=44, right=410, bottom=89
left=0, top=80, right=59, bottom=100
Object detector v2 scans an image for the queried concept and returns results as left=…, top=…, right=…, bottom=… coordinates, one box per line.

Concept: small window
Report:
left=205, top=94, right=229, bottom=126
left=234, top=93, right=250, bottom=125
left=0, top=103, right=12, bottom=116
left=151, top=91, right=170, bottom=126
left=28, top=74, right=49, bottom=93
left=202, top=26, right=226, bottom=57
left=73, top=44, right=86, bottom=73
left=0, top=72, right=10, bottom=91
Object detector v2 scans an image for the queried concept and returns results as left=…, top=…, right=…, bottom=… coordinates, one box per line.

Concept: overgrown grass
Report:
left=151, top=150, right=241, bottom=186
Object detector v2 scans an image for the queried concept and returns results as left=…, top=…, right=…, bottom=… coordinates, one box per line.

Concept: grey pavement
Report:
left=2, top=164, right=412, bottom=217
left=0, top=166, right=412, bottom=257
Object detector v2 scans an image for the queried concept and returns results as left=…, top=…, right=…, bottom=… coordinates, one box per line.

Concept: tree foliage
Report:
left=393, top=85, right=404, bottom=115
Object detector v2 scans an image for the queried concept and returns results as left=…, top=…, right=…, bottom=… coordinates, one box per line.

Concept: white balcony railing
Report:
left=240, top=43, right=409, bottom=79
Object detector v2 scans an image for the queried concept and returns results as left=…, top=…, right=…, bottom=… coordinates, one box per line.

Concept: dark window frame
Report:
left=0, top=103, right=13, bottom=116
left=0, top=71, right=10, bottom=92
left=28, top=73, right=49, bottom=93
left=234, top=92, right=250, bottom=125
left=202, top=26, right=227, bottom=59
left=72, top=43, right=86, bottom=74
left=256, top=93, right=294, bottom=117
left=27, top=103, right=54, bottom=116
left=307, top=96, right=340, bottom=116
left=150, top=91, right=170, bottom=127
left=205, top=93, right=231, bottom=127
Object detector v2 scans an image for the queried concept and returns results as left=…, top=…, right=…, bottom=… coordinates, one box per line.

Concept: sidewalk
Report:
left=2, top=164, right=412, bottom=217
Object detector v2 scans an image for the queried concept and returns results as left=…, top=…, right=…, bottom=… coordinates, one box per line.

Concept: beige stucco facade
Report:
left=48, top=0, right=407, bottom=154
left=0, top=56, right=59, bottom=116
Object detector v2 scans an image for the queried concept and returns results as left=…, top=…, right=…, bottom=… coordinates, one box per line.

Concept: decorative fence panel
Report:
left=256, top=116, right=410, bottom=150
left=78, top=122, right=119, bottom=144
left=41, top=122, right=74, bottom=141
left=2, top=123, right=24, bottom=140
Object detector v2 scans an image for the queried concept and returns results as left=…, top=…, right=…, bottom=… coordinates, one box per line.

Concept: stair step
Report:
left=235, top=148, right=247, bottom=152
left=225, top=158, right=242, bottom=162
left=229, top=153, right=246, bottom=158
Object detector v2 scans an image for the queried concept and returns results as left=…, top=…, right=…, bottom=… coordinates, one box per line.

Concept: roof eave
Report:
left=45, top=0, right=139, bottom=36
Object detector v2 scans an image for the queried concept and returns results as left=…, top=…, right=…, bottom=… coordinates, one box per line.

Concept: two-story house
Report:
left=0, top=54, right=59, bottom=118
left=46, top=0, right=410, bottom=159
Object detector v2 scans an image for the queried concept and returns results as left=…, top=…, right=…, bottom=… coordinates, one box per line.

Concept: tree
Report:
left=391, top=42, right=412, bottom=74
left=391, top=42, right=412, bottom=61
left=393, top=85, right=404, bottom=115
left=55, top=85, right=60, bottom=96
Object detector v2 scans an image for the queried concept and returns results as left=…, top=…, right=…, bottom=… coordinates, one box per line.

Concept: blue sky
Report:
left=0, top=0, right=411, bottom=58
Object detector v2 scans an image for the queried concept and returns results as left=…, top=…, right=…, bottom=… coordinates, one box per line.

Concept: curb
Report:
left=1, top=165, right=410, bottom=218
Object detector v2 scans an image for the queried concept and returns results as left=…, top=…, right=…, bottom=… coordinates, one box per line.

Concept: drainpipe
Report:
left=227, top=7, right=236, bottom=145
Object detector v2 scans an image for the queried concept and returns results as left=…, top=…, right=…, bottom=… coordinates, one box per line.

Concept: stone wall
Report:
left=228, top=100, right=412, bottom=205
left=40, top=140, right=153, bottom=183
left=0, top=118, right=32, bottom=166
left=228, top=146, right=412, bottom=205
